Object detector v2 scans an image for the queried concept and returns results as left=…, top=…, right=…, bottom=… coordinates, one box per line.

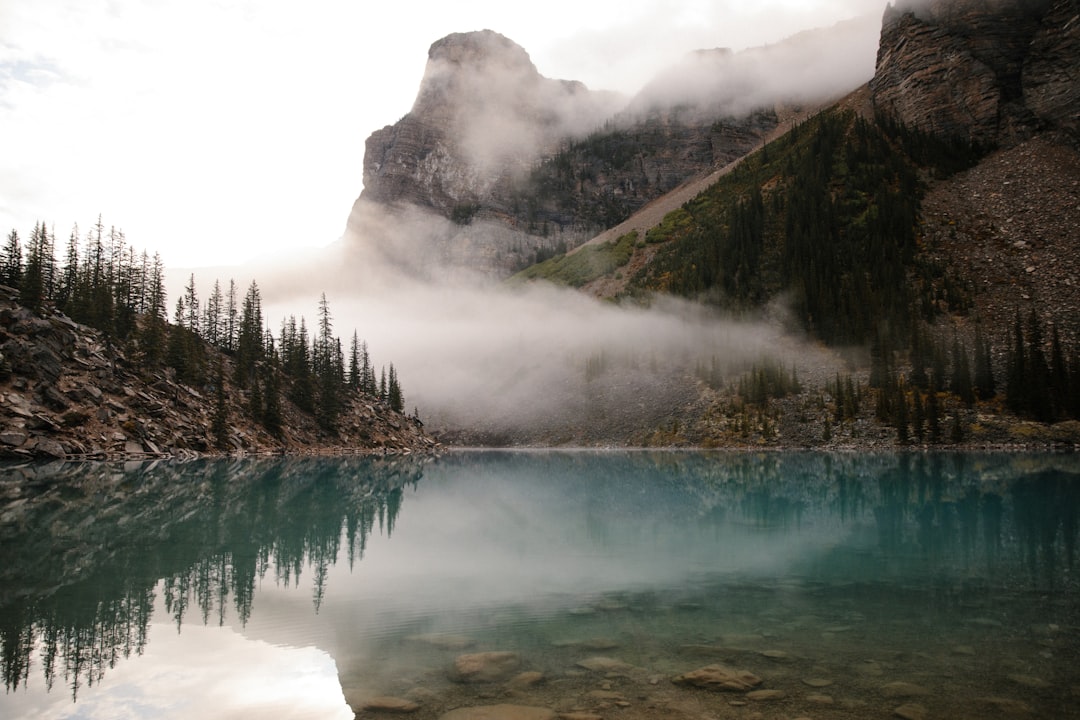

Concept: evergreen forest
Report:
left=0, top=216, right=408, bottom=447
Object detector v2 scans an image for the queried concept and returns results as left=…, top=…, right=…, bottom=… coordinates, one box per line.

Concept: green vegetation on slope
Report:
left=631, top=108, right=967, bottom=347
left=510, top=231, right=638, bottom=288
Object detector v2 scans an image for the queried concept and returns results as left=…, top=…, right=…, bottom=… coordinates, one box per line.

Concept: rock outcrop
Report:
left=0, top=288, right=437, bottom=460
left=871, top=0, right=1078, bottom=146
left=362, top=30, right=619, bottom=211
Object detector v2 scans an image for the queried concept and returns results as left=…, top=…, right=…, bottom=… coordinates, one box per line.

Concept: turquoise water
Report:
left=0, top=451, right=1077, bottom=719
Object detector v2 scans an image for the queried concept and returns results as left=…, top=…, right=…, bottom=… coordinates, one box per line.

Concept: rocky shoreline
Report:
left=0, top=289, right=439, bottom=462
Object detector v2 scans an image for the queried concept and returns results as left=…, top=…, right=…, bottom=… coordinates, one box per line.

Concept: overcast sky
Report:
left=0, top=0, right=884, bottom=269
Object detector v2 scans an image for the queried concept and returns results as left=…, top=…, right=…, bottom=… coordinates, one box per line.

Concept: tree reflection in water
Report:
left=0, top=456, right=423, bottom=699
left=0, top=451, right=1076, bottom=704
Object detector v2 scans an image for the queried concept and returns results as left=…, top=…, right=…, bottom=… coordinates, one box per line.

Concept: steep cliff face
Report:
left=871, top=0, right=1078, bottom=146
left=362, top=30, right=620, bottom=212
left=1023, top=0, right=1080, bottom=133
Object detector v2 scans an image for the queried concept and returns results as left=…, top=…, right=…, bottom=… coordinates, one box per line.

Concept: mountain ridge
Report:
left=347, top=18, right=881, bottom=277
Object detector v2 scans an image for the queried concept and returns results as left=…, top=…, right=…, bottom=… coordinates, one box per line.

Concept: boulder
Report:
left=0, top=430, right=27, bottom=447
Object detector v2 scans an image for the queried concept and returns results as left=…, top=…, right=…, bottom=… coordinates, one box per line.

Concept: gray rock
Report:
left=32, top=438, right=66, bottom=458
left=671, top=665, right=762, bottom=692
left=0, top=430, right=27, bottom=447
left=450, top=651, right=522, bottom=683
left=894, top=703, right=928, bottom=720
left=407, top=633, right=476, bottom=650
left=354, top=695, right=420, bottom=713
left=438, top=705, right=556, bottom=720
left=802, top=678, right=834, bottom=688
left=881, top=681, right=931, bottom=698
left=1007, top=674, right=1051, bottom=689
left=576, top=656, right=634, bottom=673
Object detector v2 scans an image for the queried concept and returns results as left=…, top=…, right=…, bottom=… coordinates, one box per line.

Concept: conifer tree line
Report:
left=2, top=216, right=408, bottom=445
left=3, top=216, right=168, bottom=355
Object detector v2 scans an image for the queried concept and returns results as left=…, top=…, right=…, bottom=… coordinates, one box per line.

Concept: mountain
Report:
left=346, top=18, right=881, bottom=277
left=503, top=0, right=1080, bottom=447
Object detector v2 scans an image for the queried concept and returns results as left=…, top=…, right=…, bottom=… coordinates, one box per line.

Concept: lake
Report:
left=1, top=451, right=1078, bottom=719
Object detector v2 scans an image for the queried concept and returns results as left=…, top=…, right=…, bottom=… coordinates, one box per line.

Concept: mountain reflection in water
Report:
left=0, top=451, right=1077, bottom=719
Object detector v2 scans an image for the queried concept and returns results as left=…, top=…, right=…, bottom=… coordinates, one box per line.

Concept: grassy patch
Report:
left=511, top=232, right=638, bottom=288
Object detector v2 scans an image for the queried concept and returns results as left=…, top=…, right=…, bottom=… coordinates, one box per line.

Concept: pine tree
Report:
left=1, top=229, right=21, bottom=289
left=204, top=280, right=223, bottom=348
left=112, top=245, right=139, bottom=341
left=234, top=281, right=264, bottom=386
left=927, top=390, right=942, bottom=443
left=140, top=253, right=168, bottom=368
left=1050, top=324, right=1068, bottom=420
left=314, top=293, right=341, bottom=431
left=1006, top=309, right=1027, bottom=415
left=349, top=331, right=361, bottom=392
left=249, top=374, right=263, bottom=421
left=1026, top=309, right=1051, bottom=421
left=950, top=336, right=974, bottom=407
left=57, top=226, right=79, bottom=312
left=211, top=357, right=229, bottom=450
left=262, top=354, right=283, bottom=437
left=21, top=222, right=46, bottom=310
left=1069, top=348, right=1080, bottom=420
left=225, top=279, right=238, bottom=353
left=388, top=363, right=403, bottom=412
left=950, top=412, right=964, bottom=443
left=894, top=383, right=909, bottom=444
left=184, top=274, right=200, bottom=337
left=973, top=324, right=996, bottom=400
left=912, top=390, right=926, bottom=442
left=288, top=317, right=315, bottom=412
left=360, top=340, right=375, bottom=395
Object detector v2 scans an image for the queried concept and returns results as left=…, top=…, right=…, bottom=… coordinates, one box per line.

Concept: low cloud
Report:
left=241, top=203, right=836, bottom=445
left=408, top=30, right=626, bottom=182
left=627, top=14, right=883, bottom=119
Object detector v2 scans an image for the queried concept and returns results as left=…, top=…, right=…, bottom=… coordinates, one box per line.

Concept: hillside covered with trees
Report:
left=0, top=217, right=432, bottom=459
left=512, top=104, right=1080, bottom=448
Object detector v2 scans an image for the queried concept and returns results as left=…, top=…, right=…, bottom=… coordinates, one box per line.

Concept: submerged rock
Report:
left=881, top=681, right=931, bottom=698
left=894, top=703, right=928, bottom=720
left=362, top=696, right=421, bottom=713
left=408, top=633, right=476, bottom=650
left=439, top=705, right=556, bottom=720
left=506, top=671, right=545, bottom=689
left=1007, top=674, right=1052, bottom=689
left=450, top=651, right=522, bottom=683
left=802, top=678, right=834, bottom=688
left=576, top=656, right=634, bottom=673
left=671, top=665, right=763, bottom=691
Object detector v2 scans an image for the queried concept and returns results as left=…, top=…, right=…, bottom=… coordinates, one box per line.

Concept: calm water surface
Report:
left=1, top=451, right=1078, bottom=719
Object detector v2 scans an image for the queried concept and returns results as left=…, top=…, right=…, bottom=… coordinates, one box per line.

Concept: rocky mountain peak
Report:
left=412, top=30, right=545, bottom=118
left=360, top=30, right=621, bottom=214
left=426, top=29, right=535, bottom=73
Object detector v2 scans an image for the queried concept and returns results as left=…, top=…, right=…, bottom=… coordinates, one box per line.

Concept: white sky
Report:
left=0, top=0, right=883, bottom=269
